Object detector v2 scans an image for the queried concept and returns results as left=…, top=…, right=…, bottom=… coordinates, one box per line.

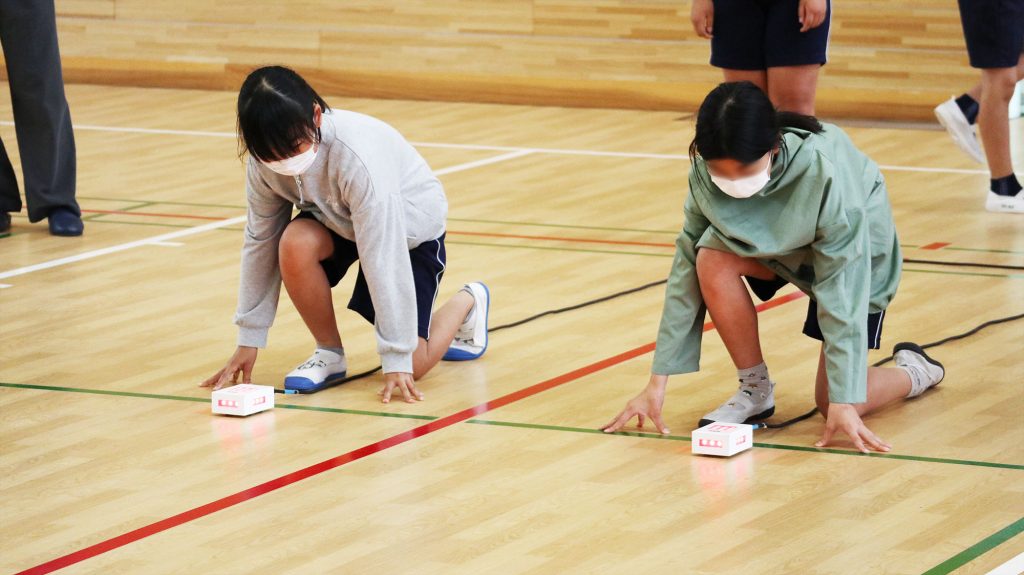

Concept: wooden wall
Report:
left=7, top=1, right=978, bottom=120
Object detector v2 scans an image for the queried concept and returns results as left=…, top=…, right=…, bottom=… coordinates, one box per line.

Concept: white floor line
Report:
left=0, top=284, right=11, bottom=289
left=148, top=241, right=185, bottom=247
left=433, top=149, right=533, bottom=175
left=0, top=150, right=528, bottom=282
left=0, top=120, right=990, bottom=174
left=0, top=215, right=248, bottom=281
left=984, top=551, right=1024, bottom=575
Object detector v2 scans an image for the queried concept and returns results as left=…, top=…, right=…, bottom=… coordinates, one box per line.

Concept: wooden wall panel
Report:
left=29, top=0, right=977, bottom=121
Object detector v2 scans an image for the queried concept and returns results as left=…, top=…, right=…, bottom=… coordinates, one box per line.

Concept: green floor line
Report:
left=920, top=517, right=1024, bottom=575
left=946, top=246, right=1024, bottom=255
left=463, top=419, right=1024, bottom=470
left=0, top=383, right=436, bottom=421
left=4, top=382, right=1021, bottom=470
left=77, top=195, right=248, bottom=210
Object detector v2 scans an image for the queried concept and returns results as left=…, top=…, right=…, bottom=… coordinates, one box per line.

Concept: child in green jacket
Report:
left=603, top=82, right=945, bottom=453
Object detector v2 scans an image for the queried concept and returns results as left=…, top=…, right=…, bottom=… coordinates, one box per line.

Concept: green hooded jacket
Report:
left=651, top=123, right=902, bottom=404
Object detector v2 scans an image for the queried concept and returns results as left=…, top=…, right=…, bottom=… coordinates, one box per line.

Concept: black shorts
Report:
left=293, top=211, right=445, bottom=340
left=746, top=275, right=885, bottom=350
left=957, top=0, right=1024, bottom=69
left=710, top=0, right=832, bottom=70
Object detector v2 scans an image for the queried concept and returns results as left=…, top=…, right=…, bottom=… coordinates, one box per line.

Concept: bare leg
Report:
left=279, top=218, right=342, bottom=349
left=695, top=248, right=777, bottom=369
left=411, top=291, right=474, bottom=380
left=723, top=69, right=768, bottom=92
left=767, top=64, right=821, bottom=115
left=814, top=346, right=912, bottom=417
left=977, top=64, right=1021, bottom=179
left=963, top=54, right=1024, bottom=104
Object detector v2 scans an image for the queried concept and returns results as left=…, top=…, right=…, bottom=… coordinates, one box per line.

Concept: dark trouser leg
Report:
left=0, top=136, right=22, bottom=214
left=0, top=0, right=78, bottom=223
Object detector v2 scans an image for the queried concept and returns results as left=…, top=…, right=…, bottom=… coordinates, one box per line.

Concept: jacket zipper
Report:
left=295, top=176, right=304, bottom=203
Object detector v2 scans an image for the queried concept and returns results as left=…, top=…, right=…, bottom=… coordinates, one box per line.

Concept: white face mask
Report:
left=709, top=152, right=773, bottom=199
left=263, top=144, right=318, bottom=177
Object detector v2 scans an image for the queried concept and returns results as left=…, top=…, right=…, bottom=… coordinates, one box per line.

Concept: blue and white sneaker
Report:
left=442, top=282, right=489, bottom=361
left=284, top=348, right=348, bottom=392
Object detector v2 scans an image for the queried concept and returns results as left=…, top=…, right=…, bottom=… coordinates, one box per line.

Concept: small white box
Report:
left=691, top=422, right=753, bottom=457
left=212, top=384, right=275, bottom=416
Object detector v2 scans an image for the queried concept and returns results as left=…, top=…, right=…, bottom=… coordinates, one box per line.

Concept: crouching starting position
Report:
left=603, top=82, right=945, bottom=452
left=202, top=66, right=489, bottom=403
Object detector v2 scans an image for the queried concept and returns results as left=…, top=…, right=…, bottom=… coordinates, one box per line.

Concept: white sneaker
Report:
left=893, top=343, right=944, bottom=398
left=442, top=282, right=490, bottom=361
left=934, top=98, right=985, bottom=164
left=985, top=190, right=1024, bottom=214
left=698, top=381, right=775, bottom=427
left=284, top=348, right=348, bottom=392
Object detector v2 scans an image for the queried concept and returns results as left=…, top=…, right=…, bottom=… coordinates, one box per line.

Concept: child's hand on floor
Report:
left=816, top=403, right=891, bottom=453
left=201, top=346, right=258, bottom=391
left=379, top=372, right=423, bottom=404
left=602, top=375, right=671, bottom=435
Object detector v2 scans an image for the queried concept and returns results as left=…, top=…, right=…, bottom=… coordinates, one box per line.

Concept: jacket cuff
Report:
left=237, top=326, right=269, bottom=349
left=381, top=351, right=414, bottom=375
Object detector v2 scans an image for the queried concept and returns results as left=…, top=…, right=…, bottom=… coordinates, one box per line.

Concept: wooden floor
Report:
left=1, top=85, right=1022, bottom=575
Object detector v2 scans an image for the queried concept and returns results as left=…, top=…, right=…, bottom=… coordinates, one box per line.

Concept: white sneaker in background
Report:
left=985, top=190, right=1024, bottom=214
left=934, top=98, right=985, bottom=164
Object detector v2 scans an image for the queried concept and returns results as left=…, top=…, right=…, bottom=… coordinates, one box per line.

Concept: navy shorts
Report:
left=710, top=0, right=832, bottom=70
left=745, top=275, right=885, bottom=349
left=957, top=0, right=1024, bottom=69
left=293, top=211, right=446, bottom=340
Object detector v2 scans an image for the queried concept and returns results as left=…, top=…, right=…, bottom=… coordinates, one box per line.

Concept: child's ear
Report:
left=313, top=103, right=323, bottom=128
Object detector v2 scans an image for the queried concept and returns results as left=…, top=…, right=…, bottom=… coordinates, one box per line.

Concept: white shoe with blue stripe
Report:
left=443, top=282, right=489, bottom=361
left=284, top=348, right=348, bottom=392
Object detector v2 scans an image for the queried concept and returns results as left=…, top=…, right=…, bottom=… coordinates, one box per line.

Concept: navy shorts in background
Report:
left=292, top=211, right=446, bottom=341
left=710, top=0, right=832, bottom=70
left=957, top=0, right=1024, bottom=69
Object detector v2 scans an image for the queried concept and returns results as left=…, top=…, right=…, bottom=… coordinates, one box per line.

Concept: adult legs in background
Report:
left=0, top=0, right=82, bottom=235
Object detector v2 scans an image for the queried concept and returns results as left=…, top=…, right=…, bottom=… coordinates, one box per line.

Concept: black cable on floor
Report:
left=903, top=258, right=1024, bottom=271
left=276, top=278, right=670, bottom=394
left=761, top=311, right=1024, bottom=429
left=275, top=257, right=1021, bottom=395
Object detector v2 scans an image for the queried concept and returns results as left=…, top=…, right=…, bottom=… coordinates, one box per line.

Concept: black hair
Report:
left=688, top=81, right=824, bottom=165
left=237, top=66, right=329, bottom=162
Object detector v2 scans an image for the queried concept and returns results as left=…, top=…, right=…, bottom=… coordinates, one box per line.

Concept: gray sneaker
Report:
left=894, top=342, right=945, bottom=398
left=698, top=381, right=775, bottom=427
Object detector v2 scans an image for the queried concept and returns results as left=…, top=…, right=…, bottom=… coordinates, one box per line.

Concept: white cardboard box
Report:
left=212, top=384, right=275, bottom=416
left=691, top=422, right=754, bottom=457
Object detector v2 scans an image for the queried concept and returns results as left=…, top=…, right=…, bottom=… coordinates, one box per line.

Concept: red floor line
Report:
left=14, top=291, right=805, bottom=575
left=447, top=230, right=675, bottom=248
left=920, top=242, right=951, bottom=250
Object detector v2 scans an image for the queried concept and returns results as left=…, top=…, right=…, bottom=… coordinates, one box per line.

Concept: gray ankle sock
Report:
left=738, top=362, right=771, bottom=390
left=317, top=345, right=344, bottom=357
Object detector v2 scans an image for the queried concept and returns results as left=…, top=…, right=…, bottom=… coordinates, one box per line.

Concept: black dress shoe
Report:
left=48, top=207, right=84, bottom=237
left=0, top=211, right=10, bottom=235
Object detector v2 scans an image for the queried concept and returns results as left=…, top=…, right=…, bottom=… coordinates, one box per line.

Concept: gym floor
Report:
left=1, top=84, right=1022, bottom=574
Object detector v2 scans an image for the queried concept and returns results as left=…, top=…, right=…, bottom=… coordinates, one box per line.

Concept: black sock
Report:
left=954, top=93, right=979, bottom=124
left=990, top=175, right=1023, bottom=197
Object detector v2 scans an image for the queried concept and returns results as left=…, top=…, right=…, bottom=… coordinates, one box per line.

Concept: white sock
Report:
left=738, top=361, right=772, bottom=392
